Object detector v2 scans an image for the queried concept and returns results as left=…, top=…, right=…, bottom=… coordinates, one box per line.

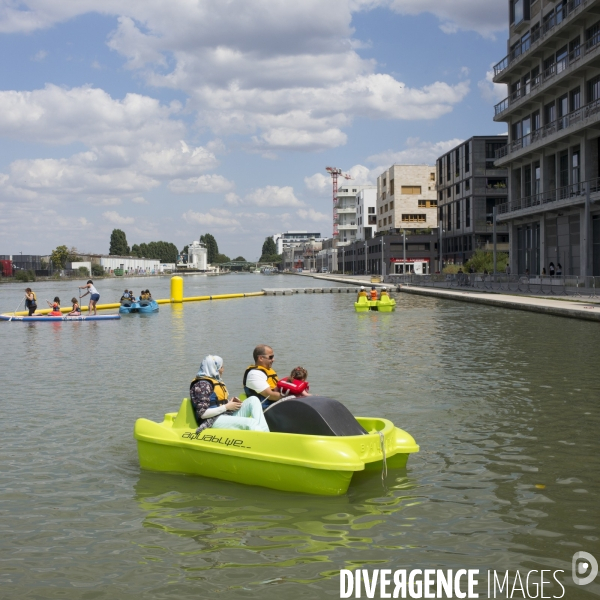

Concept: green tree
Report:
left=233, top=256, right=246, bottom=262
left=50, top=245, right=69, bottom=269
left=200, top=233, right=219, bottom=264
left=109, top=229, right=130, bottom=255
left=131, top=243, right=141, bottom=257
left=261, top=237, right=277, bottom=260
left=212, top=253, right=231, bottom=264
left=464, top=250, right=509, bottom=274
left=91, top=264, right=104, bottom=277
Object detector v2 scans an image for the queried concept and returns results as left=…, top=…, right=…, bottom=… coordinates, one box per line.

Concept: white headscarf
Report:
left=196, top=355, right=223, bottom=380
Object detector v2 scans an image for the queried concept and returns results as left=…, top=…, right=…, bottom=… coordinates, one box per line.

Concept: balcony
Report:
left=494, top=33, right=600, bottom=118
left=338, top=223, right=357, bottom=230
left=496, top=177, right=600, bottom=220
left=493, top=0, right=588, bottom=80
left=495, top=97, right=600, bottom=162
left=336, top=207, right=355, bottom=214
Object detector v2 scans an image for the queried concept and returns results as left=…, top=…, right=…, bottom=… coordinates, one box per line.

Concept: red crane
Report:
left=325, top=166, right=352, bottom=239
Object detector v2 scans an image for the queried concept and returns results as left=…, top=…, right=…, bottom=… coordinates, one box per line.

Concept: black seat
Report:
left=264, top=396, right=368, bottom=436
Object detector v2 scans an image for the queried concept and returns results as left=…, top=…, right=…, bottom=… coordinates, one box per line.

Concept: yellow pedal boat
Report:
left=134, top=396, right=419, bottom=496
left=354, top=295, right=396, bottom=312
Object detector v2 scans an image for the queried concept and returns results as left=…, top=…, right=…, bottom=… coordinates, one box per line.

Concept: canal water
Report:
left=0, top=274, right=598, bottom=599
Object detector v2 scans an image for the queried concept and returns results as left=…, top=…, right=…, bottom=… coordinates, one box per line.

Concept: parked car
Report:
left=320, top=268, right=329, bottom=273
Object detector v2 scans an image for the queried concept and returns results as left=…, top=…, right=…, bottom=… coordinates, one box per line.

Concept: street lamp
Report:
left=402, top=229, right=406, bottom=279
left=365, top=240, right=368, bottom=275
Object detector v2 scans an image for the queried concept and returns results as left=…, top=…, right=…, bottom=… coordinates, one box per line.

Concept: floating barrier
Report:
left=2, top=278, right=266, bottom=318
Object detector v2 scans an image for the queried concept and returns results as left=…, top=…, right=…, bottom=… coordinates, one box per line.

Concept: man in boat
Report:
left=356, top=286, right=368, bottom=302
left=380, top=287, right=390, bottom=299
left=243, top=345, right=283, bottom=410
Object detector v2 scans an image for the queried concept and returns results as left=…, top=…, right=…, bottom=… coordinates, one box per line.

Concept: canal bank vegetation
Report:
left=443, top=250, right=508, bottom=274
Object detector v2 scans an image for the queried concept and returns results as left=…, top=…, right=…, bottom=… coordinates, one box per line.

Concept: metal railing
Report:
left=495, top=98, right=600, bottom=159
left=494, top=0, right=586, bottom=77
left=494, top=33, right=600, bottom=117
left=495, top=176, right=600, bottom=216
left=388, top=273, right=600, bottom=298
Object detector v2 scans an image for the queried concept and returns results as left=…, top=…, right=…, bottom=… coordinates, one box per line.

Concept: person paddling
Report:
left=79, top=280, right=100, bottom=315
left=24, top=288, right=37, bottom=316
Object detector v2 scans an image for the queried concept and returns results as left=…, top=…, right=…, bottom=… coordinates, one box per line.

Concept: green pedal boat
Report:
left=354, top=295, right=396, bottom=312
left=134, top=396, right=419, bottom=496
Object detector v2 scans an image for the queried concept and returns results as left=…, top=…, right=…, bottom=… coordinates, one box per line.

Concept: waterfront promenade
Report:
left=303, top=273, right=600, bottom=322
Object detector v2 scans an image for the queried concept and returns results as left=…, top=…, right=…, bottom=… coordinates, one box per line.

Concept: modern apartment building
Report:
left=356, top=188, right=378, bottom=241
left=376, top=165, right=438, bottom=234
left=436, top=136, right=509, bottom=264
left=273, top=231, right=322, bottom=254
left=493, top=0, right=600, bottom=276
left=336, top=184, right=376, bottom=246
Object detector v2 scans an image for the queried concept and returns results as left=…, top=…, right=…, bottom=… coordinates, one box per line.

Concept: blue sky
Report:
left=0, top=0, right=509, bottom=260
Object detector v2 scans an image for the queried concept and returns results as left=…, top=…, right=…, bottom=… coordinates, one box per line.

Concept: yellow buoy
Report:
left=170, top=276, right=183, bottom=303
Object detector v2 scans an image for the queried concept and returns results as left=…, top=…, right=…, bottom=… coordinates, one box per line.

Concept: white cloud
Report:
left=0, top=85, right=223, bottom=199
left=96, top=197, right=122, bottom=206
left=169, top=174, right=234, bottom=194
left=183, top=209, right=240, bottom=229
left=103, top=211, right=135, bottom=225
left=368, top=137, right=465, bottom=170
left=245, top=186, right=304, bottom=207
left=131, top=196, right=148, bottom=204
left=478, top=68, right=507, bottom=104
left=304, top=173, right=331, bottom=195
left=32, top=50, right=47, bottom=61
left=0, top=2, right=475, bottom=154
left=296, top=208, right=329, bottom=222
left=384, top=0, right=507, bottom=38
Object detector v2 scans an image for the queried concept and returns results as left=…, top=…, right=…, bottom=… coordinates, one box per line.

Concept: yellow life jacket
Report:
left=31, top=291, right=37, bottom=301
left=190, top=376, right=229, bottom=407
left=243, top=365, right=278, bottom=398
left=380, top=291, right=389, bottom=298
left=357, top=291, right=368, bottom=298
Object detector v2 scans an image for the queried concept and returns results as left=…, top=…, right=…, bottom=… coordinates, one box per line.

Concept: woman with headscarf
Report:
left=190, top=355, right=269, bottom=434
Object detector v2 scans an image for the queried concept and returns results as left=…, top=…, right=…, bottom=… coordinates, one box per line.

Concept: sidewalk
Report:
left=398, top=286, right=600, bottom=322
left=301, top=272, right=600, bottom=322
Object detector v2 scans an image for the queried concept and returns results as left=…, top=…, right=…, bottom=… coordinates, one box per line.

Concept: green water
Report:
left=0, top=274, right=598, bottom=599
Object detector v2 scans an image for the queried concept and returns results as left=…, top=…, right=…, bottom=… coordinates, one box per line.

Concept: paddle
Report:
left=8, top=296, right=25, bottom=321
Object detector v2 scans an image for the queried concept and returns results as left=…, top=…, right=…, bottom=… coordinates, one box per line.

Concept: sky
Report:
left=0, top=0, right=510, bottom=260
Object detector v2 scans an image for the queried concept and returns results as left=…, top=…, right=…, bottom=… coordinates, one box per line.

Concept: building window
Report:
left=544, top=101, right=556, bottom=124
left=466, top=198, right=471, bottom=228
left=378, top=220, right=382, bottom=227
left=382, top=191, right=387, bottom=200
left=588, top=75, right=600, bottom=102
left=401, top=186, right=422, bottom=195
left=456, top=201, right=460, bottom=229
left=368, top=207, right=375, bottom=214
left=570, top=86, right=581, bottom=111
left=455, top=183, right=460, bottom=195
left=447, top=188, right=452, bottom=198
left=368, top=215, right=376, bottom=224
left=402, top=214, right=427, bottom=223
left=383, top=178, right=386, bottom=187
left=390, top=200, right=394, bottom=209
left=446, top=154, right=451, bottom=180
left=418, top=200, right=438, bottom=208
left=487, top=178, right=507, bottom=189
left=384, top=203, right=388, bottom=212
left=430, top=172, right=435, bottom=181
left=464, top=142, right=470, bottom=172
left=390, top=179, right=394, bottom=195
left=379, top=206, right=383, bottom=214
left=439, top=191, right=443, bottom=201
left=465, top=179, right=471, bottom=191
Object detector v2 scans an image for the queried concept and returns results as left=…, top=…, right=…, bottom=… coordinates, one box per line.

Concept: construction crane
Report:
left=325, top=167, right=352, bottom=239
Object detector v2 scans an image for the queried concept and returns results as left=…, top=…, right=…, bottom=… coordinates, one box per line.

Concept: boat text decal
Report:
left=182, top=431, right=250, bottom=448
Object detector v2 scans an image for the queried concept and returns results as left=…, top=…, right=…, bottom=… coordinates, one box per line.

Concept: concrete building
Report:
left=356, top=188, right=378, bottom=241
left=493, top=0, right=600, bottom=276
left=99, top=255, right=161, bottom=274
left=376, top=165, right=438, bottom=234
left=436, top=136, right=509, bottom=265
left=336, top=184, right=376, bottom=246
left=187, top=240, right=208, bottom=270
left=338, top=232, right=439, bottom=275
left=273, top=231, right=323, bottom=255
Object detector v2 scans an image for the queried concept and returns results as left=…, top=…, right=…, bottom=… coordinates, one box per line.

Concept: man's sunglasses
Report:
left=260, top=354, right=274, bottom=359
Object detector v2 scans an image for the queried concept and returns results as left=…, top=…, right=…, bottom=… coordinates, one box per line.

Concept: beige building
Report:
left=376, top=165, right=438, bottom=233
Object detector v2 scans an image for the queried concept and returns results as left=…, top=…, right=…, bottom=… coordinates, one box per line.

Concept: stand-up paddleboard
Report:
left=0, top=314, right=121, bottom=322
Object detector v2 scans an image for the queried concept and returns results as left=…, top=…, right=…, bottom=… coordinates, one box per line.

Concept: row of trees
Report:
left=260, top=237, right=282, bottom=263
left=109, top=229, right=177, bottom=263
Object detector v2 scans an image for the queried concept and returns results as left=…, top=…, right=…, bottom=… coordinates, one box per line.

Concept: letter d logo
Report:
left=572, top=551, right=598, bottom=586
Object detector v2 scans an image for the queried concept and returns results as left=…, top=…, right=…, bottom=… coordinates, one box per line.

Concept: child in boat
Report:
left=277, top=367, right=311, bottom=397
left=120, top=289, right=131, bottom=302
left=68, top=298, right=81, bottom=315
left=370, top=286, right=378, bottom=300
left=46, top=296, right=61, bottom=316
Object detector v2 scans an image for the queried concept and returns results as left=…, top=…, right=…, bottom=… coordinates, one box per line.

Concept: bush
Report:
left=15, top=270, right=29, bottom=282
left=91, top=264, right=104, bottom=277
left=78, top=266, right=90, bottom=277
